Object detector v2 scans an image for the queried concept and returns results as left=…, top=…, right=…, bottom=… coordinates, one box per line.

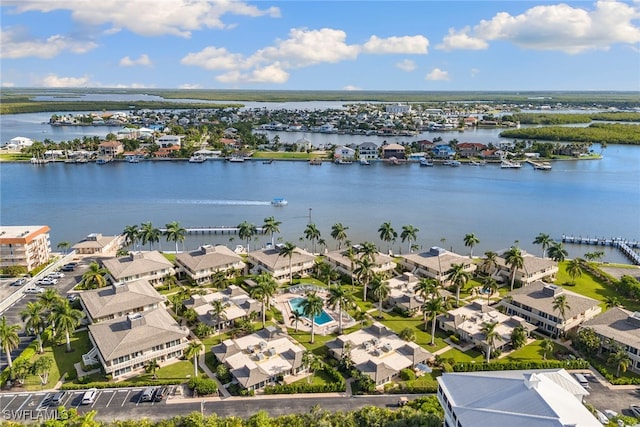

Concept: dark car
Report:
left=153, top=386, right=168, bottom=402
left=50, top=391, right=66, bottom=406
left=60, top=263, right=77, bottom=272
left=11, top=278, right=27, bottom=286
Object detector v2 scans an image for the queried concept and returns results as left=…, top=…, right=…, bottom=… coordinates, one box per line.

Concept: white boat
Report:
left=419, top=158, right=434, bottom=167
left=127, top=156, right=140, bottom=163
left=443, top=160, right=461, bottom=167
left=359, top=157, right=371, bottom=166
left=96, top=157, right=112, bottom=165
left=271, top=198, right=288, bottom=206
left=227, top=155, right=245, bottom=162
left=188, top=155, right=206, bottom=163
left=334, top=158, right=353, bottom=165
left=501, top=160, right=522, bottom=169
left=469, top=160, right=486, bottom=166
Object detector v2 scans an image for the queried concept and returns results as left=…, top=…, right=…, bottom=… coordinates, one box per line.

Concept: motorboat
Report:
left=469, top=160, right=486, bottom=166
left=359, top=157, right=371, bottom=166
left=189, top=155, right=206, bottom=163
left=501, top=160, right=522, bottom=168
left=309, top=158, right=322, bottom=165
left=227, top=155, right=245, bottom=162
left=334, top=158, right=353, bottom=165
left=271, top=198, right=288, bottom=206
left=443, top=160, right=461, bottom=167
left=419, top=158, right=434, bottom=167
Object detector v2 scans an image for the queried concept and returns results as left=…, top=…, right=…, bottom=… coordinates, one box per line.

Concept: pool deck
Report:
left=274, top=290, right=355, bottom=336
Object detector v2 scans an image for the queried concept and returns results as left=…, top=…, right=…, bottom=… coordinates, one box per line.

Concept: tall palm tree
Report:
left=370, top=276, right=390, bottom=319
left=446, top=263, right=471, bottom=306
left=327, top=285, right=355, bottom=334
left=481, top=321, right=503, bottom=363
left=316, top=261, right=338, bottom=286
left=301, top=292, right=324, bottom=344
left=304, top=223, right=321, bottom=254
left=480, top=276, right=499, bottom=303
left=209, top=299, right=229, bottom=335
left=81, top=262, right=108, bottom=289
left=164, top=221, right=186, bottom=253
left=504, top=246, right=524, bottom=291
left=56, top=241, right=71, bottom=254
left=0, top=316, right=21, bottom=369
left=378, top=222, right=397, bottom=253
left=463, top=233, right=480, bottom=259
left=354, top=256, right=375, bottom=302
left=552, top=295, right=571, bottom=337
left=330, top=223, right=349, bottom=250
left=250, top=273, right=278, bottom=328
left=49, top=299, right=84, bottom=352
left=566, top=258, right=583, bottom=285
left=608, top=349, right=631, bottom=377
left=481, top=251, right=499, bottom=275
left=422, top=297, right=445, bottom=346
left=185, top=340, right=204, bottom=378
left=122, top=224, right=140, bottom=249
left=289, top=311, right=303, bottom=332
left=146, top=358, right=160, bottom=379
left=278, top=242, right=297, bottom=284
left=38, top=288, right=63, bottom=311
left=414, top=277, right=440, bottom=301
left=542, top=338, right=554, bottom=360
left=358, top=241, right=378, bottom=262
left=140, top=222, right=161, bottom=251
left=237, top=221, right=257, bottom=252
left=400, top=225, right=419, bottom=253
left=262, top=216, right=281, bottom=246
left=547, top=241, right=568, bottom=262
left=533, top=233, right=552, bottom=259
left=20, top=301, right=46, bottom=353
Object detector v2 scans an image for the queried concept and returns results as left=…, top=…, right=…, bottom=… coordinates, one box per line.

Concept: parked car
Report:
left=604, top=409, right=618, bottom=420
left=50, top=391, right=66, bottom=406
left=630, top=404, right=640, bottom=418
left=595, top=410, right=609, bottom=425
left=10, top=278, right=27, bottom=286
left=61, top=263, right=77, bottom=272
left=153, top=386, right=168, bottom=402
left=24, top=287, right=45, bottom=294
left=37, top=278, right=58, bottom=286
left=141, top=387, right=155, bottom=402
left=48, top=271, right=65, bottom=278
left=66, top=294, right=78, bottom=302
left=81, top=388, right=97, bottom=405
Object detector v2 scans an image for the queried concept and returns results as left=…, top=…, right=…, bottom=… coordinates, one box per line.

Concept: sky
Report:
left=1, top=0, right=639, bottom=91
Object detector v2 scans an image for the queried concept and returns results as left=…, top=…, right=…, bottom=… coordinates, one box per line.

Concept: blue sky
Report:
left=1, top=1, right=639, bottom=91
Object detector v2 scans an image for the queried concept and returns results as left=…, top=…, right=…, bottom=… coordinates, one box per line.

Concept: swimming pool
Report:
left=288, top=297, right=334, bottom=326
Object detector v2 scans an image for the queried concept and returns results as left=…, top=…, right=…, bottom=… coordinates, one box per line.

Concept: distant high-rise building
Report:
left=0, top=225, right=51, bottom=272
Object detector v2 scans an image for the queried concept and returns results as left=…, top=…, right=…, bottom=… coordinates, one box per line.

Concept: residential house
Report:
left=84, top=309, right=189, bottom=379
left=381, top=143, right=405, bottom=160
left=154, top=145, right=181, bottom=158
left=3, top=136, right=33, bottom=150
left=248, top=246, right=315, bottom=284
left=327, top=322, right=433, bottom=386
left=456, top=142, right=487, bottom=158
left=211, top=326, right=306, bottom=391
left=432, top=145, right=456, bottom=159
left=0, top=225, right=51, bottom=272
left=494, top=252, right=558, bottom=286
left=416, top=140, right=434, bottom=152
left=116, top=128, right=140, bottom=140
left=175, top=245, right=246, bottom=285
left=437, top=369, right=600, bottom=427
left=357, top=142, right=379, bottom=159
left=323, top=247, right=396, bottom=282
left=580, top=308, right=640, bottom=374
left=101, top=251, right=175, bottom=286
left=98, top=141, right=124, bottom=157
left=72, top=233, right=123, bottom=256
left=463, top=117, right=479, bottom=127
left=399, top=247, right=477, bottom=286
left=79, top=279, right=165, bottom=323
left=500, top=281, right=601, bottom=337
left=334, top=146, right=356, bottom=161
left=155, top=135, right=184, bottom=148
left=184, top=285, right=261, bottom=330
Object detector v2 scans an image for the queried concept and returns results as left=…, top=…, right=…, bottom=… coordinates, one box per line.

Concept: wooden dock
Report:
left=159, top=226, right=266, bottom=235
left=561, top=234, right=640, bottom=265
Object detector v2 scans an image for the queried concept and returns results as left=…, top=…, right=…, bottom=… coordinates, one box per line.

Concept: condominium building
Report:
left=323, top=247, right=396, bottom=281
left=175, top=245, right=246, bottom=285
left=248, top=245, right=315, bottom=284
left=102, top=251, right=175, bottom=286
left=72, top=233, right=123, bottom=256
left=0, top=225, right=51, bottom=272
left=399, top=247, right=476, bottom=286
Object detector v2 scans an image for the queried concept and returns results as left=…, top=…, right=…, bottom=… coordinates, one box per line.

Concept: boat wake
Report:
left=162, top=199, right=271, bottom=206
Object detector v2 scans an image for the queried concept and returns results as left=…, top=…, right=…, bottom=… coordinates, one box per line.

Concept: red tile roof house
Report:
left=457, top=143, right=487, bottom=158
left=98, top=140, right=124, bottom=157
left=154, top=145, right=181, bottom=158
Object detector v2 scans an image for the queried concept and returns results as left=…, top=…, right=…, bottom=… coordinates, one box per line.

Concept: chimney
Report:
left=127, top=313, right=146, bottom=328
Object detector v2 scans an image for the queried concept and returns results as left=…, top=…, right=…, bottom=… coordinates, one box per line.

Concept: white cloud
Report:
left=179, top=83, right=202, bottom=89
left=440, top=1, right=640, bottom=54
left=216, top=63, right=289, bottom=84
left=1, top=81, right=16, bottom=87
left=32, top=73, right=92, bottom=87
left=362, top=35, right=429, bottom=54
left=3, top=0, right=280, bottom=38
left=180, top=47, right=247, bottom=70
left=343, top=85, right=362, bottom=91
left=0, top=29, right=98, bottom=59
left=119, top=54, right=152, bottom=67
left=470, top=68, right=480, bottom=77
left=425, top=68, right=450, bottom=81
left=396, top=59, right=417, bottom=72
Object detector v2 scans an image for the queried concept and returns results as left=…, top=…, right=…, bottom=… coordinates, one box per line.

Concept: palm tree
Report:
left=414, top=277, right=440, bottom=301
left=170, top=293, right=186, bottom=316
left=301, top=292, right=324, bottom=344
left=304, top=223, right=321, bottom=254
left=38, top=288, right=63, bottom=311
left=378, top=222, right=397, bottom=253
left=533, top=233, right=552, bottom=258
left=237, top=221, right=257, bottom=252
left=446, top=263, right=471, bottom=306
left=370, top=276, right=390, bottom=319
left=289, top=311, right=303, bottom=332
left=547, top=241, right=568, bottom=262
left=56, top=241, right=71, bottom=254
left=316, top=261, right=338, bottom=286
left=146, top=358, right=160, bottom=379
left=480, top=276, right=499, bottom=303
left=400, top=225, right=419, bottom=253
left=122, top=224, right=140, bottom=249
left=566, top=258, right=583, bottom=285
left=542, top=338, right=554, bottom=360
left=604, top=296, right=622, bottom=310
left=163, top=274, right=178, bottom=291
left=358, top=241, right=378, bottom=262
left=510, top=325, right=528, bottom=350
left=354, top=256, right=375, bottom=302
left=552, top=295, right=571, bottom=337
left=164, top=221, right=186, bottom=253
left=480, top=250, right=498, bottom=275
left=185, top=340, right=204, bottom=378
left=422, top=297, right=445, bottom=346
left=49, top=299, right=84, bottom=352
left=330, top=223, right=349, bottom=250
left=250, top=273, right=278, bottom=328
left=0, top=316, right=21, bottom=368
left=504, top=246, right=524, bottom=291
left=278, top=242, right=297, bottom=284
left=327, top=285, right=355, bottom=334
left=262, top=216, right=281, bottom=246
left=481, top=321, right=503, bottom=363
left=81, top=262, right=108, bottom=289
left=608, top=349, right=631, bottom=377
left=463, top=233, right=480, bottom=258
left=140, top=222, right=161, bottom=251
left=209, top=299, right=229, bottom=337
left=20, top=301, right=46, bottom=353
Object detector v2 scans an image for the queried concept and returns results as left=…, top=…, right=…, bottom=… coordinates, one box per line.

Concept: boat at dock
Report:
left=309, top=159, right=323, bottom=165
left=335, top=158, right=353, bottom=165
left=501, top=160, right=522, bottom=169
left=262, top=159, right=274, bottom=164
left=469, top=160, right=486, bottom=166
left=271, top=198, right=288, bottom=207
left=359, top=157, right=371, bottom=166
left=227, top=155, right=245, bottom=162
left=443, top=160, right=461, bottom=167
left=419, top=158, right=434, bottom=167
left=188, top=155, right=206, bottom=163
left=528, top=160, right=552, bottom=170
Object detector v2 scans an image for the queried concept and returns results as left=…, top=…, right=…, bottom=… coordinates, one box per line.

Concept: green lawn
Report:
left=289, top=368, right=337, bottom=387
left=503, top=339, right=564, bottom=362
left=287, top=328, right=336, bottom=359
left=127, top=360, right=197, bottom=384
left=376, top=311, right=449, bottom=351
left=439, top=347, right=484, bottom=363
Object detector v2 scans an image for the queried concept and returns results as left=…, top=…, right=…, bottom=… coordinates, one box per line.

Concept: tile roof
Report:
left=102, top=251, right=174, bottom=281
left=506, top=281, right=600, bottom=320
left=80, top=279, right=165, bottom=321
left=581, top=307, right=640, bottom=349
left=248, top=248, right=315, bottom=269
left=176, top=245, right=245, bottom=272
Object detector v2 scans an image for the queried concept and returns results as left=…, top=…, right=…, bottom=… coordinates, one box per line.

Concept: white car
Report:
left=48, top=271, right=65, bottom=278
left=37, top=278, right=58, bottom=286
left=604, top=409, right=618, bottom=420
left=595, top=410, right=609, bottom=425
left=24, top=287, right=45, bottom=294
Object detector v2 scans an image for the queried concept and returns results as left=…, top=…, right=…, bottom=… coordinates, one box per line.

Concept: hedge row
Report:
left=590, top=360, right=640, bottom=385
left=386, top=384, right=438, bottom=394
left=453, top=359, right=589, bottom=372
left=61, top=379, right=179, bottom=390
left=263, top=381, right=346, bottom=395
left=0, top=340, right=39, bottom=387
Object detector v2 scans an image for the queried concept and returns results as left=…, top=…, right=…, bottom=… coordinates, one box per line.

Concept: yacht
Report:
left=443, top=160, right=461, bottom=167
left=419, top=158, right=434, bottom=167
left=188, top=155, right=206, bottom=163
left=359, top=157, right=371, bottom=166
left=501, top=160, right=522, bottom=168
left=271, top=198, right=288, bottom=207
left=227, top=155, right=245, bottom=162
left=309, top=158, right=323, bottom=165
left=469, top=160, right=486, bottom=166
left=334, top=158, right=353, bottom=165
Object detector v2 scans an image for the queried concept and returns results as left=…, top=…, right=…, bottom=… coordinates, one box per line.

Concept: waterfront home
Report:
left=184, top=285, right=261, bottom=331
left=84, top=308, right=189, bottom=379
left=579, top=307, right=640, bottom=374
left=101, top=251, right=175, bottom=286
left=457, top=142, right=487, bottom=158
left=175, top=245, right=246, bottom=285
left=500, top=281, right=601, bottom=337
left=432, top=144, right=456, bottom=159
left=154, top=145, right=181, bottom=158
left=437, top=369, right=600, bottom=427
left=323, top=247, right=396, bottom=281
left=116, top=128, right=140, bottom=140
left=416, top=140, right=434, bottom=152
left=0, top=225, right=51, bottom=273
left=399, top=247, right=476, bottom=286
left=357, top=142, right=379, bottom=159
left=437, top=300, right=536, bottom=353
left=494, top=252, right=558, bottom=286
left=334, top=145, right=356, bottom=161
left=98, top=140, right=124, bottom=157
left=155, top=134, right=184, bottom=148
left=79, top=279, right=165, bottom=323
left=72, top=232, right=123, bottom=256
left=211, top=326, right=306, bottom=391
left=247, top=246, right=315, bottom=284
left=381, top=143, right=406, bottom=160
left=326, top=322, right=433, bottom=386
left=3, top=136, right=33, bottom=150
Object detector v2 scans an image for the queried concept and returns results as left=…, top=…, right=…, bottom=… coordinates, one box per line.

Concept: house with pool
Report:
left=247, top=245, right=316, bottom=284
left=323, top=247, right=396, bottom=282
left=326, top=322, right=433, bottom=386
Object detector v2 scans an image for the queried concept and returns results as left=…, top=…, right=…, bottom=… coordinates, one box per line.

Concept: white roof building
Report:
left=437, top=369, right=601, bottom=427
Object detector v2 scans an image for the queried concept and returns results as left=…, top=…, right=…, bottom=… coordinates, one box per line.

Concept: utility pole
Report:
left=308, top=208, right=312, bottom=224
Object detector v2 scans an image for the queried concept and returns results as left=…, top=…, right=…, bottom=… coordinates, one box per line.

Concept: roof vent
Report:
left=542, top=284, right=563, bottom=297
left=627, top=312, right=640, bottom=328
left=127, top=312, right=146, bottom=328
left=429, top=246, right=446, bottom=256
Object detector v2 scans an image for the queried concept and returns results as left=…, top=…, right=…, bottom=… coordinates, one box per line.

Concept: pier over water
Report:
left=561, top=235, right=640, bottom=265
